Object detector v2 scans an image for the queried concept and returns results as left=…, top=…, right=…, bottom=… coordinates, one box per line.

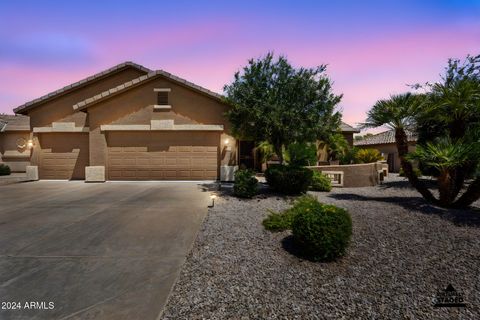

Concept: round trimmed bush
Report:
left=310, top=170, right=332, bottom=192
left=264, top=165, right=313, bottom=195
left=0, top=164, right=11, bottom=176
left=292, top=200, right=352, bottom=261
left=233, top=169, right=258, bottom=198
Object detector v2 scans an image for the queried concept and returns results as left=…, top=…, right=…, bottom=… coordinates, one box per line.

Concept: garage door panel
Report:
left=38, top=133, right=89, bottom=180
left=107, top=132, right=219, bottom=180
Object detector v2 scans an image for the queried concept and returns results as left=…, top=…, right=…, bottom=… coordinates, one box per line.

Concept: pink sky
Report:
left=1, top=1, right=479, bottom=133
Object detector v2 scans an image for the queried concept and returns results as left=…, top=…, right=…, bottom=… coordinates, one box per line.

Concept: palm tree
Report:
left=424, top=78, right=480, bottom=208
left=408, top=137, right=480, bottom=206
left=361, top=93, right=437, bottom=203
left=325, top=133, right=349, bottom=163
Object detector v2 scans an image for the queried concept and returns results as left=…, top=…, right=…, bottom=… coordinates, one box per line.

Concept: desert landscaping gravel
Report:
left=162, top=175, right=480, bottom=319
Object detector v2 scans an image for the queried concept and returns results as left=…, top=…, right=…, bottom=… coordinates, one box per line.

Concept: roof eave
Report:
left=13, top=62, right=151, bottom=115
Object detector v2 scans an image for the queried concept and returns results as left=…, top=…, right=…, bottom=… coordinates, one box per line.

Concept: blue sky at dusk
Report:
left=1, top=0, right=479, bottom=128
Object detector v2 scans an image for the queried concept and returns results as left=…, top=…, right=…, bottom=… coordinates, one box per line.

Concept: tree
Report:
left=364, top=54, right=480, bottom=208
left=224, top=53, right=342, bottom=164
left=413, top=55, right=480, bottom=207
left=361, top=93, right=437, bottom=202
left=324, top=133, right=349, bottom=162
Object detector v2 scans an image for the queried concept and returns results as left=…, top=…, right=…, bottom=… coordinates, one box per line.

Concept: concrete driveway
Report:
left=0, top=181, right=210, bottom=320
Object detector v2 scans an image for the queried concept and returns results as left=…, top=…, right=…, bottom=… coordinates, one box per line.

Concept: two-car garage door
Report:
left=106, top=131, right=219, bottom=180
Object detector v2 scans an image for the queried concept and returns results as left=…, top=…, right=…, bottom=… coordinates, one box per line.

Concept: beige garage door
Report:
left=107, top=131, right=219, bottom=180
left=38, top=133, right=89, bottom=180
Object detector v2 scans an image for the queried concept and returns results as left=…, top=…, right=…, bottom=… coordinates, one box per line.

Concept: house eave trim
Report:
left=100, top=124, right=224, bottom=132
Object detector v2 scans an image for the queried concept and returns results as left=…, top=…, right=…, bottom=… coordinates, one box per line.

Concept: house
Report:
left=0, top=114, right=31, bottom=172
left=354, top=130, right=417, bottom=172
left=2, top=61, right=358, bottom=181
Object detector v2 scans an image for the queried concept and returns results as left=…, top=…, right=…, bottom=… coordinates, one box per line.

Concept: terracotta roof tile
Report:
left=0, top=114, right=30, bottom=131
left=354, top=129, right=417, bottom=146
left=340, top=122, right=360, bottom=133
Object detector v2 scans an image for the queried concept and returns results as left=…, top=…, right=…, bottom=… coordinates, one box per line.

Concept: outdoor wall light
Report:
left=27, top=140, right=34, bottom=148
left=209, top=194, right=217, bottom=208
left=224, top=139, right=230, bottom=145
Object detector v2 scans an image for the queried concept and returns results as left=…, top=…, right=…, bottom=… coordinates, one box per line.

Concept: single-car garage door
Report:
left=38, top=133, right=89, bottom=180
left=107, top=131, right=219, bottom=180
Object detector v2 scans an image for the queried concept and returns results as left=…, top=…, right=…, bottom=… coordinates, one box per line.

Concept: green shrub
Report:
left=292, top=198, right=352, bottom=261
left=265, top=165, right=313, bottom=194
left=263, top=195, right=320, bottom=231
left=284, top=142, right=317, bottom=166
left=233, top=169, right=258, bottom=198
left=0, top=164, right=11, bottom=176
left=399, top=167, right=422, bottom=177
left=355, top=148, right=383, bottom=163
left=310, top=171, right=332, bottom=192
left=339, top=146, right=359, bottom=165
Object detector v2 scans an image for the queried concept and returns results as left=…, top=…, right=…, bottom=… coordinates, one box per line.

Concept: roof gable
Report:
left=73, top=70, right=224, bottom=111
left=340, top=122, right=360, bottom=133
left=14, top=62, right=151, bottom=114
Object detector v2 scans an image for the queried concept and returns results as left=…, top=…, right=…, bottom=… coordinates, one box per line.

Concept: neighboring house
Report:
left=354, top=130, right=417, bottom=172
left=0, top=114, right=31, bottom=172
left=313, top=123, right=360, bottom=164
left=340, top=122, right=360, bottom=146
left=3, top=61, right=358, bottom=181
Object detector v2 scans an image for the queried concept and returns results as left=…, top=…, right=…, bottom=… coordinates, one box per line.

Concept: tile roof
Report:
left=73, top=70, right=225, bottom=111
left=340, top=122, right=360, bottom=133
left=354, top=129, right=417, bottom=146
left=14, top=62, right=151, bottom=114
left=0, top=114, right=30, bottom=131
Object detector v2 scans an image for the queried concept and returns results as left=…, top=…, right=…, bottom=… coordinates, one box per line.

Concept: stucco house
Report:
left=0, top=114, right=30, bottom=172
left=354, top=130, right=417, bottom=172
left=1, top=62, right=357, bottom=181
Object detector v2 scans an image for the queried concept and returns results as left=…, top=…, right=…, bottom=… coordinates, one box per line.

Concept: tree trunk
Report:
left=451, top=167, right=467, bottom=202
left=437, top=170, right=456, bottom=207
left=274, top=143, right=284, bottom=165
left=395, top=128, right=437, bottom=203
left=452, top=177, right=480, bottom=208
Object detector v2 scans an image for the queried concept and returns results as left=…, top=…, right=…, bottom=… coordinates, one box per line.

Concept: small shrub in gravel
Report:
left=265, top=165, right=313, bottom=194
left=310, top=170, right=332, bottom=192
left=292, top=197, right=352, bottom=261
left=399, top=167, right=422, bottom=177
left=233, top=169, right=258, bottom=198
left=0, top=164, right=11, bottom=176
left=263, top=195, right=320, bottom=232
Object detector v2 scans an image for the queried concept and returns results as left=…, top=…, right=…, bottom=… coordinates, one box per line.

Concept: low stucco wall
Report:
left=308, top=162, right=383, bottom=187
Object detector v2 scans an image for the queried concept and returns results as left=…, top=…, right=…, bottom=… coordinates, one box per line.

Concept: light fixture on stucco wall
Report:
left=16, top=138, right=26, bottom=149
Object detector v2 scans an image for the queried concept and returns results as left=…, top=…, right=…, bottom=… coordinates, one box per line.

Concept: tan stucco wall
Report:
left=359, top=143, right=416, bottom=172
left=0, top=131, right=31, bottom=172
left=343, top=132, right=354, bottom=146
left=23, top=67, right=147, bottom=177
left=86, top=75, right=236, bottom=169
left=26, top=67, right=146, bottom=128
left=309, top=162, right=383, bottom=187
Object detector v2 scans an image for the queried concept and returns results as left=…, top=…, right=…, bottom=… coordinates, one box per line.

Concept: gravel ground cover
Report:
left=162, top=175, right=480, bottom=319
